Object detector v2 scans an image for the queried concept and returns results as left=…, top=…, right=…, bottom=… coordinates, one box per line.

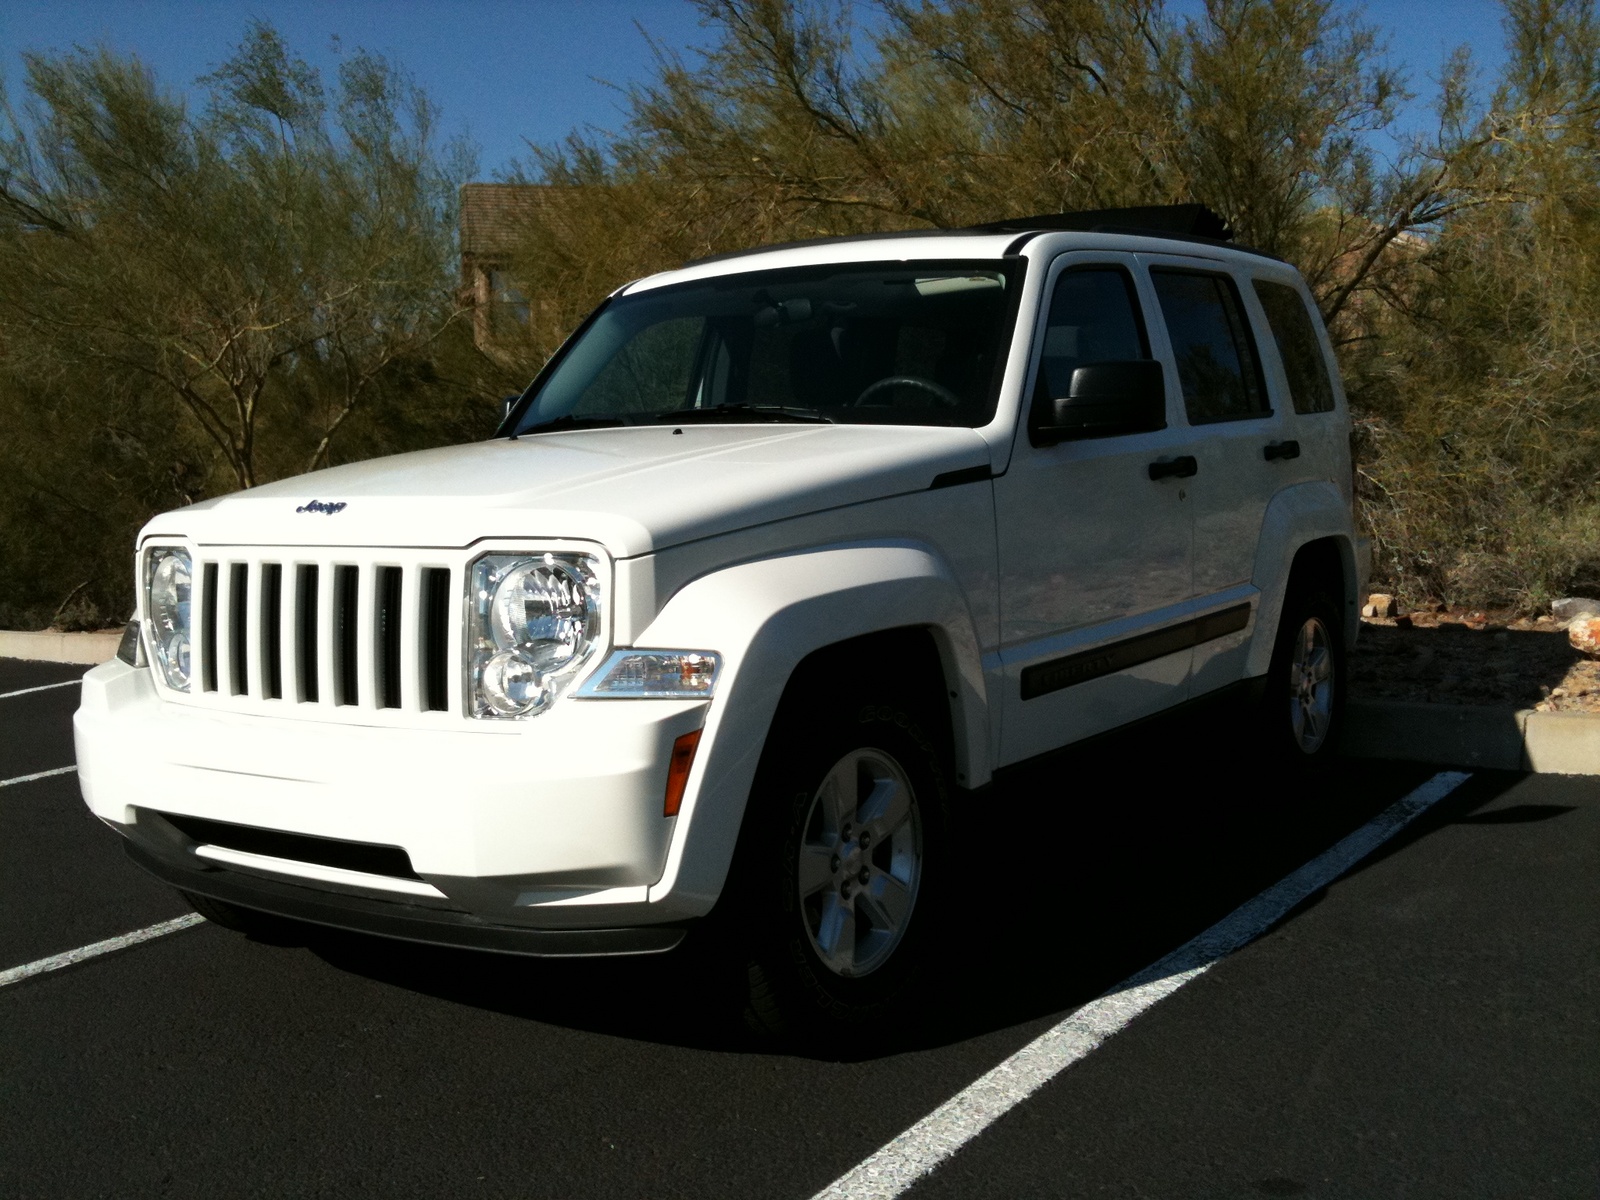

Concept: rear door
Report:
left=1142, top=257, right=1280, bottom=696
left=993, top=253, right=1198, bottom=765
left=1248, top=272, right=1344, bottom=494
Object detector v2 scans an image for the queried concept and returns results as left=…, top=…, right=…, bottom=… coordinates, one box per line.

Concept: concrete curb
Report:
left=1344, top=699, right=1600, bottom=775
left=0, top=630, right=121, bottom=665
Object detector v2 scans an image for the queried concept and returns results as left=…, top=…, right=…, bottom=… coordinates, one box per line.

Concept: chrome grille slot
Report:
left=228, top=562, right=249, bottom=696
left=200, top=561, right=219, bottom=693
left=261, top=563, right=284, bottom=700
left=295, top=564, right=320, bottom=703
left=333, top=565, right=360, bottom=707
left=421, top=567, right=451, bottom=712
left=375, top=565, right=403, bottom=710
left=173, top=547, right=480, bottom=726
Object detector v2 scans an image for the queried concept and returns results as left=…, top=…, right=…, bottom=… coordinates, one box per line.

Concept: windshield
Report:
left=510, top=259, right=1022, bottom=433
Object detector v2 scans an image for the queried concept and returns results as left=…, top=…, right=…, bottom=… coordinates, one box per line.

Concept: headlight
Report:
left=575, top=651, right=720, bottom=698
left=467, top=552, right=604, bottom=718
left=144, top=547, right=192, bottom=691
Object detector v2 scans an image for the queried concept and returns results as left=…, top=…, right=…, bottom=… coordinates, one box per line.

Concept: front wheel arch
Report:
left=726, top=679, right=955, bottom=1038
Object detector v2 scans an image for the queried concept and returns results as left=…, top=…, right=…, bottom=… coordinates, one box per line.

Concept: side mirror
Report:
left=1033, top=360, right=1166, bottom=445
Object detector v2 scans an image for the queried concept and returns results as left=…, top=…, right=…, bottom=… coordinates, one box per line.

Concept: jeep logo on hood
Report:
left=295, top=499, right=348, bottom=515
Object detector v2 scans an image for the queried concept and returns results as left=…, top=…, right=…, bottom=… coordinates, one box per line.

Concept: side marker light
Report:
left=664, top=729, right=703, bottom=817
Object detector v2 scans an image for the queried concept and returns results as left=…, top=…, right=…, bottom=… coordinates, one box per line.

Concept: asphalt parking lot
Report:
left=2, top=656, right=1596, bottom=1199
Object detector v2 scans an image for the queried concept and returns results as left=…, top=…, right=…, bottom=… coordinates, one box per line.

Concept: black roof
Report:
left=682, top=203, right=1283, bottom=268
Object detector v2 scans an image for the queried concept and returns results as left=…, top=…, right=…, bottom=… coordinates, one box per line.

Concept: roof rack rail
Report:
left=678, top=202, right=1283, bottom=269
left=972, top=203, right=1233, bottom=240
left=972, top=203, right=1282, bottom=260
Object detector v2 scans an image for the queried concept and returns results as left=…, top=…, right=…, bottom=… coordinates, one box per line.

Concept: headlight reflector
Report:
left=468, top=552, right=603, bottom=718
left=145, top=547, right=192, bottom=691
left=576, top=650, right=721, bottom=699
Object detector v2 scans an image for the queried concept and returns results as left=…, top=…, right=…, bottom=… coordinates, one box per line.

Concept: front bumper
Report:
left=76, top=659, right=712, bottom=938
left=124, top=839, right=684, bottom=956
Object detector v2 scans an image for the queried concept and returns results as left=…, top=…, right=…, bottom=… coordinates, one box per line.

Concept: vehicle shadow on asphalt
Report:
left=294, top=703, right=1519, bottom=1062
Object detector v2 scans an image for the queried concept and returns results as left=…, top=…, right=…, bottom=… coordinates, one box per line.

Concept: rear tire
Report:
left=732, top=689, right=952, bottom=1043
left=1260, top=585, right=1345, bottom=762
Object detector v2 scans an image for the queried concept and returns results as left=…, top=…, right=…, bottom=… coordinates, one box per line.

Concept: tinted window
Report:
left=1036, top=268, right=1149, bottom=401
left=1253, top=279, right=1336, bottom=414
left=1151, top=270, right=1268, bottom=423
left=515, top=260, right=1021, bottom=430
left=581, top=316, right=704, bottom=414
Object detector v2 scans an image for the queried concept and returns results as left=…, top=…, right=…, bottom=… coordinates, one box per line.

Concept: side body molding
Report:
left=635, top=541, right=991, bottom=914
left=1246, top=481, right=1360, bottom=677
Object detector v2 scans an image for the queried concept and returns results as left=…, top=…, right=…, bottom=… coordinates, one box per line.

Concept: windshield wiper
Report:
left=653, top=404, right=834, bottom=425
left=514, top=414, right=628, bottom=437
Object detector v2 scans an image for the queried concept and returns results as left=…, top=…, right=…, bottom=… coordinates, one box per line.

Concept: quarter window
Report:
left=1035, top=267, right=1149, bottom=403
left=1253, top=279, right=1336, bottom=414
left=1150, top=270, right=1269, bottom=423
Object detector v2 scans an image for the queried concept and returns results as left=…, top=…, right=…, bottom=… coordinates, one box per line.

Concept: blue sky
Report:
left=0, top=0, right=1510, bottom=178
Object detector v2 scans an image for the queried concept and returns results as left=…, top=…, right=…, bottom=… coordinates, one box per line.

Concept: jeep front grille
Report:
left=185, top=551, right=461, bottom=725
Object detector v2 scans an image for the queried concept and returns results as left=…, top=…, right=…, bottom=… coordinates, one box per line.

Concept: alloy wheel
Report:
left=1289, top=615, right=1335, bottom=754
left=795, top=747, right=923, bottom=978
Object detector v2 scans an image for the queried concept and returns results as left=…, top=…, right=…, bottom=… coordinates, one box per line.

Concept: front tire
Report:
left=735, top=691, right=951, bottom=1040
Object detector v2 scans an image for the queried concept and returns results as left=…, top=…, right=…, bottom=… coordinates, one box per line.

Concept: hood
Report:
left=147, top=424, right=993, bottom=557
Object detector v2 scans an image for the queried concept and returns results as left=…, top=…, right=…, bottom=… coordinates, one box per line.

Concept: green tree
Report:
left=0, top=24, right=506, bottom=627
left=503, top=0, right=1481, bottom=363
left=0, top=22, right=473, bottom=492
left=1353, top=0, right=1600, bottom=606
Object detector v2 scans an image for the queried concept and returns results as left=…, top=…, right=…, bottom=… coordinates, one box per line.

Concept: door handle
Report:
left=1147, top=455, right=1198, bottom=481
left=1263, top=440, right=1301, bottom=461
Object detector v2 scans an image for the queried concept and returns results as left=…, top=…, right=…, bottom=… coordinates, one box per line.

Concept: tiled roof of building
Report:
left=459, top=183, right=571, bottom=257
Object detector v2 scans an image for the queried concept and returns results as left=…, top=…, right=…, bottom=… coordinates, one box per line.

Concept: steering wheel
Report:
left=851, top=375, right=962, bottom=409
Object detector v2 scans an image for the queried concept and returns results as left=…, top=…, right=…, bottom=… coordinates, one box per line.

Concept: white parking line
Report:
left=0, top=765, right=77, bottom=789
left=0, top=914, right=206, bottom=989
left=0, top=678, right=82, bottom=701
left=811, top=769, right=1473, bottom=1200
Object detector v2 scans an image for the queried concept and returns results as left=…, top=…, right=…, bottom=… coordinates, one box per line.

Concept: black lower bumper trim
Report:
left=123, top=840, right=686, bottom=958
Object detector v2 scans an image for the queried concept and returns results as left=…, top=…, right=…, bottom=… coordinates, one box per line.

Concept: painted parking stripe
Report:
left=812, top=770, right=1473, bottom=1200
left=0, top=678, right=82, bottom=701
left=0, top=914, right=206, bottom=989
left=0, top=765, right=77, bottom=789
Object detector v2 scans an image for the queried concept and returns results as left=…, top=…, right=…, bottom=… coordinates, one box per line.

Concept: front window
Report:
left=511, top=259, right=1022, bottom=433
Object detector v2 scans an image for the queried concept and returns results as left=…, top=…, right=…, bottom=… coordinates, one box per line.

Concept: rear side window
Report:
left=1036, top=267, right=1150, bottom=401
left=1150, top=270, right=1269, bottom=423
left=1253, top=279, right=1336, bottom=414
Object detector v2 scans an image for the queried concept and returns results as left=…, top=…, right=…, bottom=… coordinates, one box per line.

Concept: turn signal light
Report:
left=664, top=729, right=702, bottom=817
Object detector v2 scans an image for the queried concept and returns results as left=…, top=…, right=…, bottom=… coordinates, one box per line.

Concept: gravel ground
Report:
left=1350, top=608, right=1600, bottom=712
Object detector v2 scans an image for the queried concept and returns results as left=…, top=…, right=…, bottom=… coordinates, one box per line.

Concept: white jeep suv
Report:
left=76, top=206, right=1361, bottom=1032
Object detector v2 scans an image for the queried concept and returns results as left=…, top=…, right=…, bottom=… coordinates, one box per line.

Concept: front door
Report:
left=993, top=254, right=1198, bottom=765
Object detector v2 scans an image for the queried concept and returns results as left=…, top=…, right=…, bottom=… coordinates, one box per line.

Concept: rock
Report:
left=1569, top=616, right=1600, bottom=657
left=1362, top=603, right=1377, bottom=617
left=1395, top=614, right=1414, bottom=628
left=1552, top=686, right=1569, bottom=698
left=1366, top=592, right=1398, bottom=618
left=1553, top=596, right=1600, bottom=622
